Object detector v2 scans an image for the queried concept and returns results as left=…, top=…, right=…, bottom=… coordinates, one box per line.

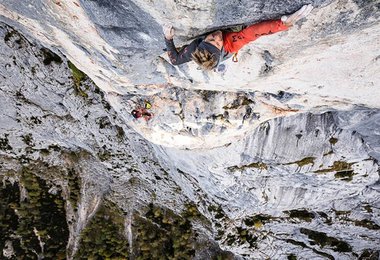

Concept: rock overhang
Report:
left=0, top=0, right=379, bottom=149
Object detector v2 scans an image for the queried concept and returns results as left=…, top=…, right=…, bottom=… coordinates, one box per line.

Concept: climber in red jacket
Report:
left=163, top=4, right=313, bottom=71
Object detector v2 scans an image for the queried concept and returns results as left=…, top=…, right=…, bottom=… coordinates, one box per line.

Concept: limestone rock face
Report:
left=1, top=0, right=380, bottom=259
left=1, top=0, right=379, bottom=147
left=0, top=24, right=228, bottom=259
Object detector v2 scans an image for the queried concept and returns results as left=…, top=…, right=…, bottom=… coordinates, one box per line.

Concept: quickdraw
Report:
left=232, top=52, right=239, bottom=63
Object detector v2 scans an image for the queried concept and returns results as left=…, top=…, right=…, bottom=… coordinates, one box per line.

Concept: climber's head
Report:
left=191, top=47, right=219, bottom=70
left=192, top=30, right=223, bottom=71
left=204, top=30, right=223, bottom=50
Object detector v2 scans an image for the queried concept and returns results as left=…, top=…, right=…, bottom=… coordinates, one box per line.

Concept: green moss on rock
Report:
left=236, top=227, right=258, bottom=248
left=68, top=61, right=88, bottom=98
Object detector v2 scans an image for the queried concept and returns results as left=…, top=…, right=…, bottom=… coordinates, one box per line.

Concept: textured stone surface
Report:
left=155, top=110, right=380, bottom=258
left=2, top=0, right=379, bottom=147
left=0, top=24, right=230, bottom=258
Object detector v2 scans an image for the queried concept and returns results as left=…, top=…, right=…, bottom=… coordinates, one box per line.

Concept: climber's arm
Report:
left=164, top=38, right=198, bottom=65
left=163, top=24, right=199, bottom=66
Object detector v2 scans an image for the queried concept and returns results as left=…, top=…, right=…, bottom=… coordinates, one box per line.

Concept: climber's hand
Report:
left=281, top=4, right=313, bottom=26
left=163, top=24, right=174, bottom=40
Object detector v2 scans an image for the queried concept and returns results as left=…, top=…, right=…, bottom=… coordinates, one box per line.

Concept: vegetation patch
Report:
left=334, top=170, right=355, bottom=181
left=317, top=211, right=332, bottom=225
left=314, top=161, right=356, bottom=181
left=97, top=149, right=112, bottom=162
left=208, top=205, right=227, bottom=220
left=0, top=168, right=68, bottom=259
left=315, top=161, right=353, bottom=173
left=21, top=134, right=34, bottom=146
left=76, top=201, right=129, bottom=259
left=67, top=168, right=81, bottom=211
left=285, top=238, right=334, bottom=259
left=132, top=203, right=207, bottom=259
left=223, top=96, right=254, bottom=110
left=359, top=249, right=379, bottom=259
left=208, top=205, right=229, bottom=241
left=228, top=161, right=268, bottom=172
left=354, top=219, right=380, bottom=230
left=363, top=205, right=373, bottom=213
left=245, top=162, right=268, bottom=170
left=0, top=177, right=21, bottom=257
left=329, top=137, right=338, bottom=145
left=238, top=227, right=258, bottom=247
left=4, top=30, right=16, bottom=42
left=284, top=209, right=315, bottom=222
left=115, top=125, right=125, bottom=141
left=0, top=134, right=12, bottom=151
left=300, top=228, right=352, bottom=252
left=225, top=231, right=258, bottom=248
left=286, top=157, right=315, bottom=167
left=40, top=47, right=63, bottom=65
left=244, top=214, right=274, bottom=228
left=68, top=61, right=88, bottom=98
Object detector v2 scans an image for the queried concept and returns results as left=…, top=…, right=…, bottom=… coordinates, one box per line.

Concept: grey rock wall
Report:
left=0, top=23, right=230, bottom=259
left=1, top=0, right=378, bottom=89
left=156, top=109, right=380, bottom=259
left=3, top=0, right=379, bottom=148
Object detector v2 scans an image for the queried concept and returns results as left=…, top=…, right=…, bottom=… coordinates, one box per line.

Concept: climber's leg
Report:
left=223, top=19, right=289, bottom=53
